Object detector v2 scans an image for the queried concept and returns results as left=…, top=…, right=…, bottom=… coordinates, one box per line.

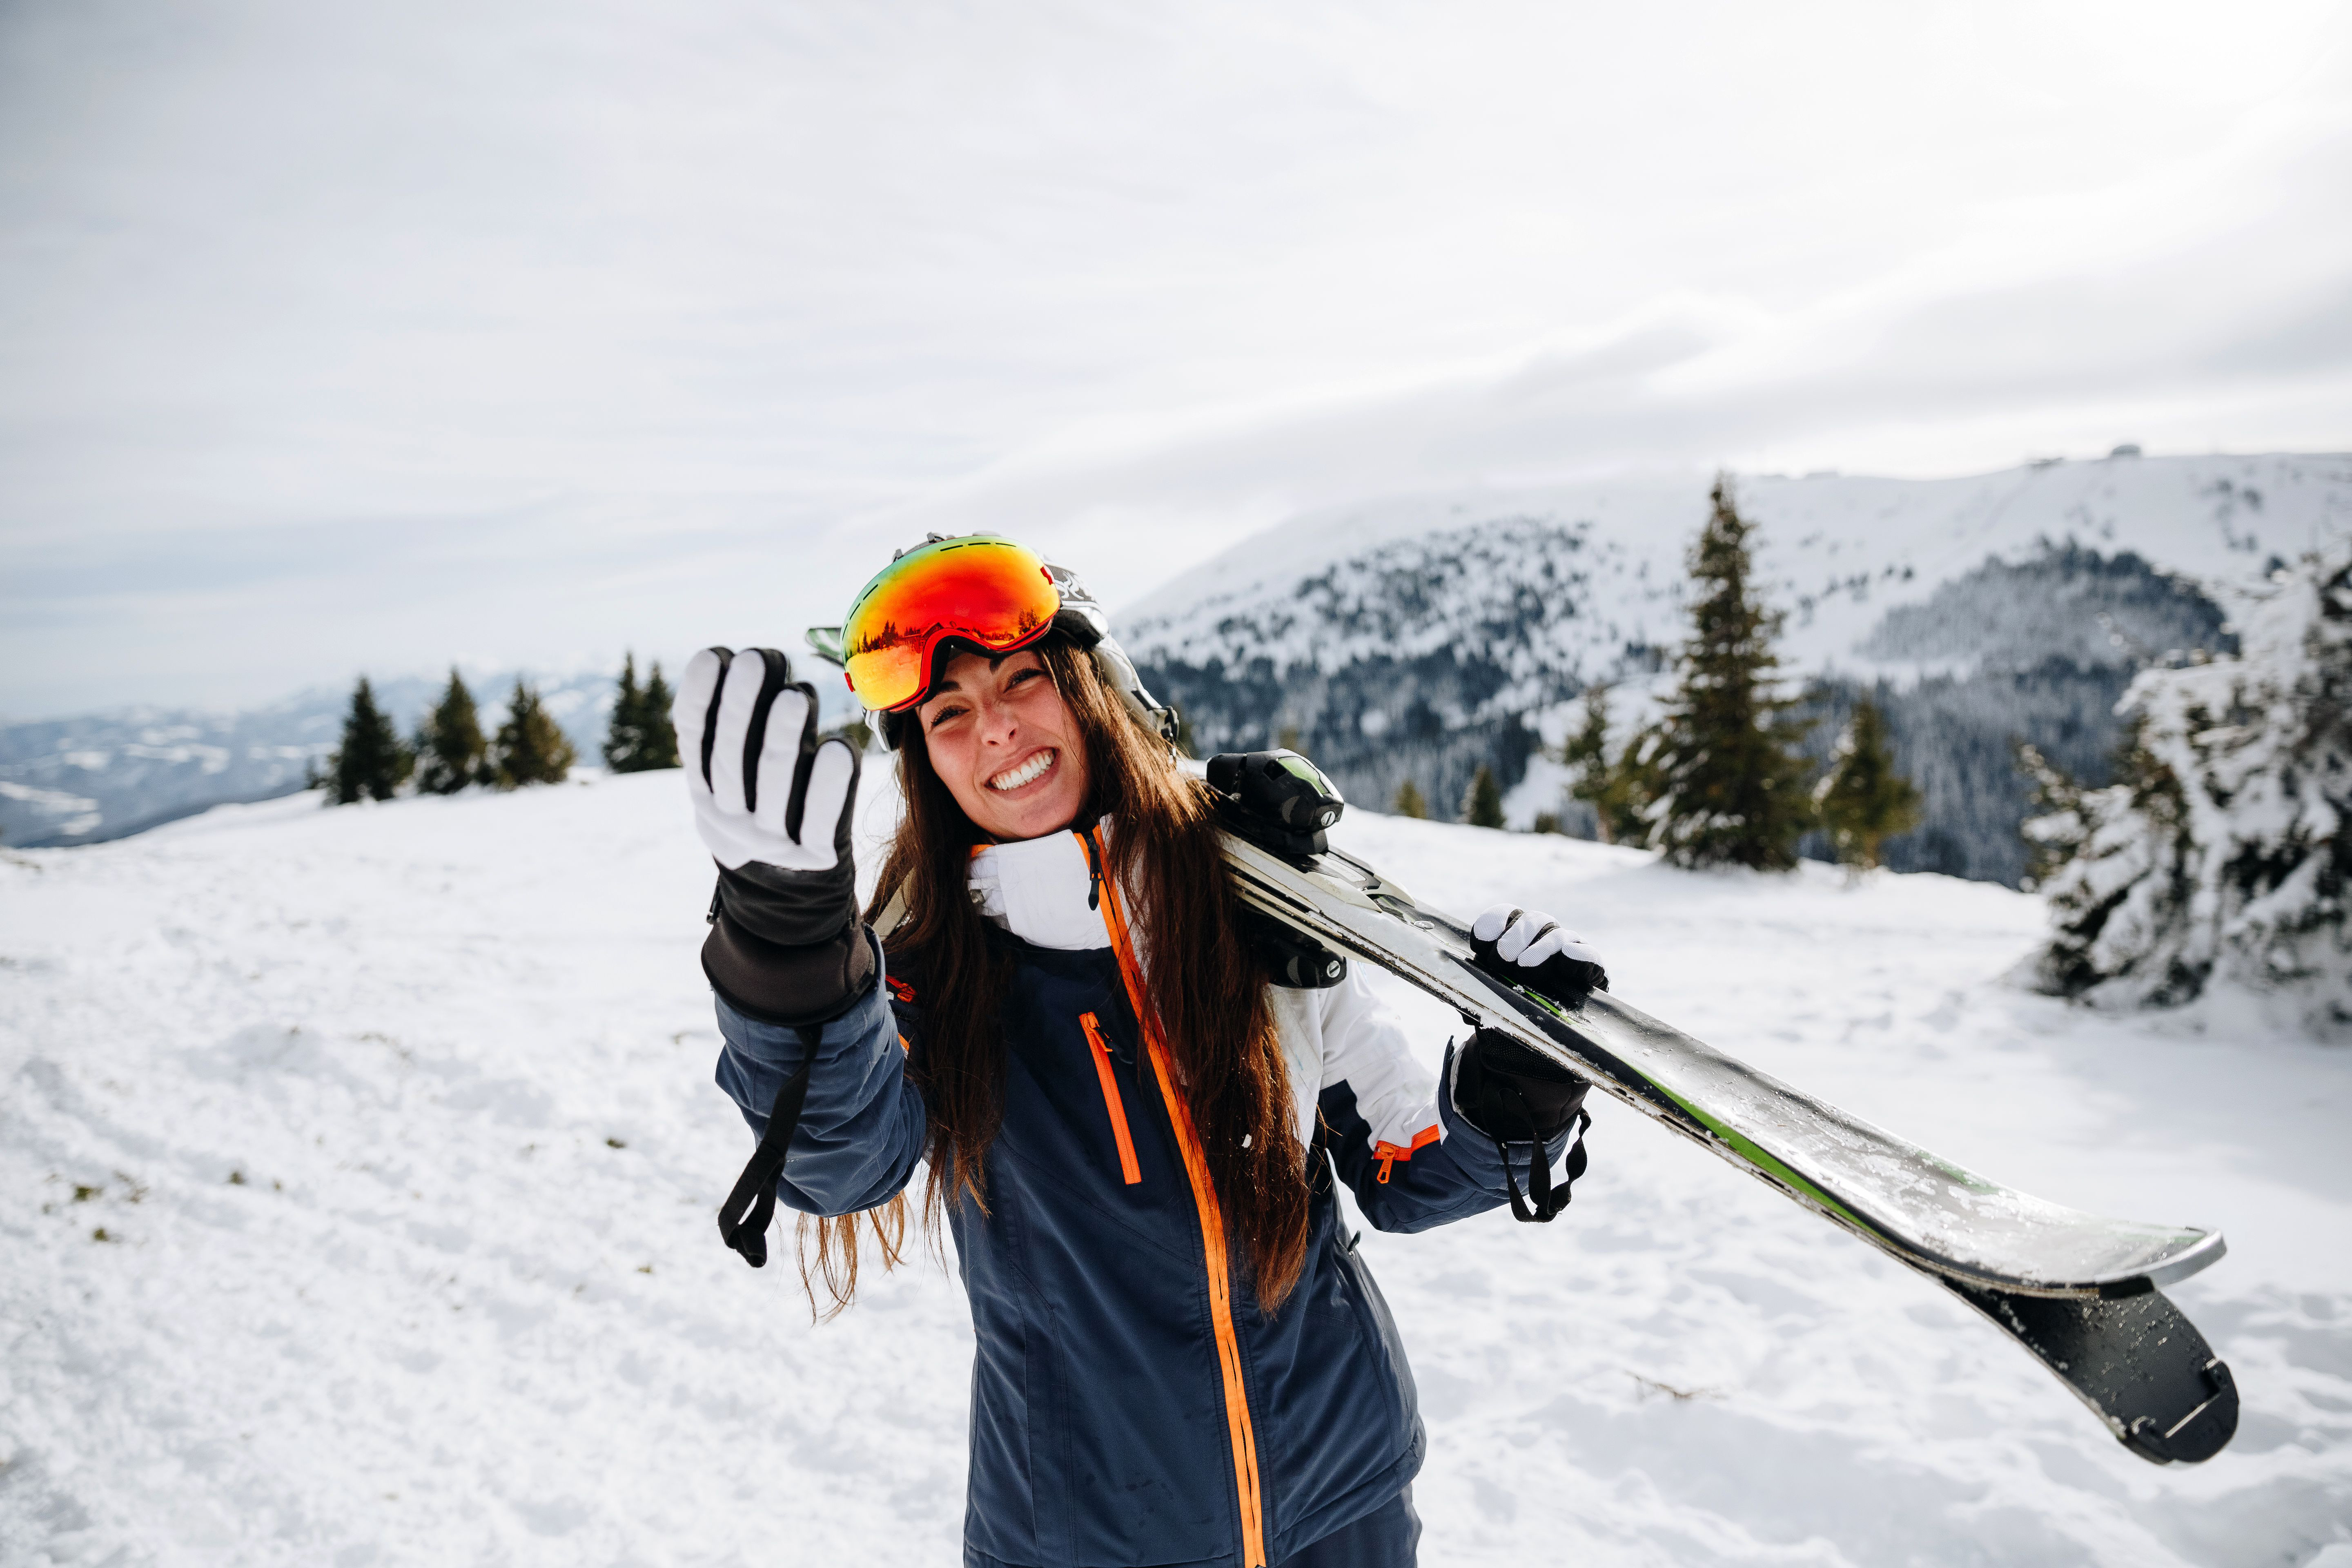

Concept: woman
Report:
left=675, top=535, right=1604, bottom=1568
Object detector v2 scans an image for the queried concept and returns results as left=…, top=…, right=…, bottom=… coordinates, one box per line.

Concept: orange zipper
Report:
left=1086, top=828, right=1267, bottom=1568
left=1080, top=1012, right=1143, bottom=1185
left=1371, top=1124, right=1441, bottom=1183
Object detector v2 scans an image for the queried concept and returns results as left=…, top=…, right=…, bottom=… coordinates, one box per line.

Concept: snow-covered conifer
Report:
left=1814, top=699, right=1921, bottom=871
left=1637, top=480, right=1813, bottom=870
left=2024, top=548, right=2352, bottom=1028
left=1392, top=778, right=1428, bottom=819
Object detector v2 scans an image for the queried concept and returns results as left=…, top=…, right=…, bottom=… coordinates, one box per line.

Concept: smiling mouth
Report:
left=987, top=749, right=1056, bottom=792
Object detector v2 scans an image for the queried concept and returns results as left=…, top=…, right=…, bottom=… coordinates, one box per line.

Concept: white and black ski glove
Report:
left=1456, top=903, right=1602, bottom=1222
left=1470, top=903, right=1608, bottom=1003
left=675, top=647, right=872, bottom=1026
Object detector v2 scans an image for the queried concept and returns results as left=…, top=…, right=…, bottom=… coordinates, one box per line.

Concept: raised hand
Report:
left=675, top=650, right=871, bottom=1024
left=674, top=647, right=860, bottom=887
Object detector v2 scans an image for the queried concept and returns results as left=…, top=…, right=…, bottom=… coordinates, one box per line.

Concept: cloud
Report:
left=4, top=0, right=2350, bottom=713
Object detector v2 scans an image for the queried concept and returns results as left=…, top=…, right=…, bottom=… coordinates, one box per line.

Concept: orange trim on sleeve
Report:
left=1371, top=1123, right=1442, bottom=1184
left=1089, top=828, right=1267, bottom=1568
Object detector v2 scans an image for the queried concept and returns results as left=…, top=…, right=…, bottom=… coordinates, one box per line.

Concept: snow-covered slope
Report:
left=1120, top=453, right=2352, bottom=883
left=4, top=776, right=2348, bottom=1566
left=1125, top=453, right=2351, bottom=684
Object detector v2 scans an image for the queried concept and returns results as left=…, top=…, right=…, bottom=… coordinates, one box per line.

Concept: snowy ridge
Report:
left=1124, top=454, right=2352, bottom=686
left=2, top=775, right=2348, bottom=1565
left=1118, top=453, right=2352, bottom=884
left=1128, top=514, right=1625, bottom=716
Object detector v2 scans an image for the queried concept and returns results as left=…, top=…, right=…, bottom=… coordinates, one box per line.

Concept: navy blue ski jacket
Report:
left=713, top=826, right=1572, bottom=1568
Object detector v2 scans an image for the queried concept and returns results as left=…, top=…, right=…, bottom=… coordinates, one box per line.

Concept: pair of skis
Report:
left=1215, top=821, right=2238, bottom=1464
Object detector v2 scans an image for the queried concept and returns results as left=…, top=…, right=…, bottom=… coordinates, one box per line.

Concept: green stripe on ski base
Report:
left=1517, top=986, right=1869, bottom=1232
left=1674, top=1100, right=1867, bottom=1231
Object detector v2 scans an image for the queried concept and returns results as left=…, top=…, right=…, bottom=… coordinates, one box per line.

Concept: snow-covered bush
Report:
left=2023, top=549, right=2352, bottom=1030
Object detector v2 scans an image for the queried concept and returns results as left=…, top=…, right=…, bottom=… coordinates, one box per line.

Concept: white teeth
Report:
left=987, top=751, right=1055, bottom=791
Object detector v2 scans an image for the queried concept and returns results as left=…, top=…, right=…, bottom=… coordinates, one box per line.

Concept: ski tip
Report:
left=2139, top=1228, right=2228, bottom=1291
left=2120, top=1356, right=2238, bottom=1465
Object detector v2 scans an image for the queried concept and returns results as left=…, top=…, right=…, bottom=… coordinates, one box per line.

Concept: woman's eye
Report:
left=927, top=704, right=967, bottom=728
left=1007, top=668, right=1042, bottom=688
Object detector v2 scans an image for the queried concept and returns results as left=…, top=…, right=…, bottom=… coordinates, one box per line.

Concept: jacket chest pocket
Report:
left=1078, top=1011, right=1143, bottom=1186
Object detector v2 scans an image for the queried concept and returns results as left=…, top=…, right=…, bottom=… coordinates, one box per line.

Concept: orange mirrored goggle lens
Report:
left=841, top=537, right=1062, bottom=712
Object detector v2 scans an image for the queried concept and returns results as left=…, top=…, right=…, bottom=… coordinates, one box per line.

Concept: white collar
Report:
left=968, top=829, right=1111, bottom=951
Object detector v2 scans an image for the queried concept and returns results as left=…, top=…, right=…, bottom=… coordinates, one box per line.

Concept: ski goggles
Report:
left=825, top=535, right=1064, bottom=714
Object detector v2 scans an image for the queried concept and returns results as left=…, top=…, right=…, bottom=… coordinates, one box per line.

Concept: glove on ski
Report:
left=1470, top=903, right=1608, bottom=1002
left=1452, top=1027, right=1591, bottom=1143
left=1452, top=1027, right=1593, bottom=1223
left=674, top=647, right=872, bottom=1025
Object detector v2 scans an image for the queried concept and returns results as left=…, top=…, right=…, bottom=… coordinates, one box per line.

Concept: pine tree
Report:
left=2022, top=548, right=2352, bottom=1029
left=1392, top=779, right=1429, bottom=819
left=1461, top=764, right=1506, bottom=829
left=325, top=677, right=411, bottom=804
left=491, top=679, right=578, bottom=789
left=1637, top=479, right=1813, bottom=869
left=603, top=654, right=646, bottom=771
left=413, top=669, right=488, bottom=794
left=1561, top=684, right=1644, bottom=844
left=1813, top=699, right=1922, bottom=871
left=600, top=654, right=682, bottom=774
left=637, top=661, right=680, bottom=770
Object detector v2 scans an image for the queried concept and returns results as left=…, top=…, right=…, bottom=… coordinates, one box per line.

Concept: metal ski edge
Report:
left=1468, top=970, right=2230, bottom=1298
left=1216, top=832, right=2227, bottom=1299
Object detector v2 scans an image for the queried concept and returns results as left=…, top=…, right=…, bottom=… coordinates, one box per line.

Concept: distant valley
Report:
left=0, top=672, right=621, bottom=848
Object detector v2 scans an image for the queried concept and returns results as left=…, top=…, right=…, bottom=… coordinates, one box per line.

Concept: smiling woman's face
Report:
left=917, top=647, right=1092, bottom=842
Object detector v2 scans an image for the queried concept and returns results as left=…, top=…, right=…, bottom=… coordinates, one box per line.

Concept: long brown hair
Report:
left=800, top=639, right=1312, bottom=1315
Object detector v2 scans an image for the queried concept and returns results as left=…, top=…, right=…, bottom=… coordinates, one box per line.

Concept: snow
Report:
left=0, top=782, right=101, bottom=840
left=1119, top=453, right=2352, bottom=699
left=4, top=772, right=2350, bottom=1566
left=2026, top=546, right=2352, bottom=1032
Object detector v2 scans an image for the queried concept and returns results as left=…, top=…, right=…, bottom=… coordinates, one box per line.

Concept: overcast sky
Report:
left=4, top=0, right=2349, bottom=717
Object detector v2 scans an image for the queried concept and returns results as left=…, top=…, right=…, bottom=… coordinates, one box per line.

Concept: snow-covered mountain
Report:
left=0, top=670, right=624, bottom=848
left=1122, top=452, right=2352, bottom=884
left=3, top=772, right=2343, bottom=1565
